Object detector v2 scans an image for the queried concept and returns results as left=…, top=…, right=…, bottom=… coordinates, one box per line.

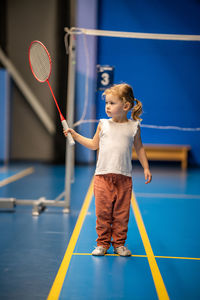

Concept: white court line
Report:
left=0, top=167, right=34, bottom=187
left=135, top=192, right=200, bottom=199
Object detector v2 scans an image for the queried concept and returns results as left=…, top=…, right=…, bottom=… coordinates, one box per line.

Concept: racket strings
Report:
left=29, top=43, right=51, bottom=82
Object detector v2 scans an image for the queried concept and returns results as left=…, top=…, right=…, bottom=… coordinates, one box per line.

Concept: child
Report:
left=64, top=83, right=152, bottom=256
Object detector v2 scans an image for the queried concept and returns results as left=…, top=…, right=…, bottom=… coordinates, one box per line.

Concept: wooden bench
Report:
left=132, top=144, right=191, bottom=170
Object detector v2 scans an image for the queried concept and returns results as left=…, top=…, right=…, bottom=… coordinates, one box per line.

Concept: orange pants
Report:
left=93, top=174, right=132, bottom=249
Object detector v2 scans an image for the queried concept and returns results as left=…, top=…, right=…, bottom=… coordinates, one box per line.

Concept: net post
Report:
left=63, top=33, right=76, bottom=212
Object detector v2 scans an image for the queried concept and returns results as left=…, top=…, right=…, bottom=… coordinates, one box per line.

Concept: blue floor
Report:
left=0, top=163, right=200, bottom=299
left=59, top=198, right=157, bottom=300
left=0, top=163, right=94, bottom=300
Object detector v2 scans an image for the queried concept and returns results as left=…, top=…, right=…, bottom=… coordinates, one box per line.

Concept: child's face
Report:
left=105, top=94, right=127, bottom=119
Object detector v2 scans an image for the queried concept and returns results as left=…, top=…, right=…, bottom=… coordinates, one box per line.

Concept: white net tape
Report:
left=65, top=27, right=200, bottom=41
left=65, top=27, right=200, bottom=132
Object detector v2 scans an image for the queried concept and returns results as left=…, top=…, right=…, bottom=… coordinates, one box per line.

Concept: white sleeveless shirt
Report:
left=95, top=119, right=139, bottom=177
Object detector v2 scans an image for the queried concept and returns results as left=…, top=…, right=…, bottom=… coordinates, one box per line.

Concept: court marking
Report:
left=0, top=167, right=34, bottom=187
left=47, top=178, right=94, bottom=300
left=135, top=192, right=200, bottom=199
left=131, top=192, right=170, bottom=300
left=155, top=255, right=200, bottom=261
left=73, top=253, right=147, bottom=258
left=47, top=177, right=180, bottom=300
left=72, top=253, right=200, bottom=260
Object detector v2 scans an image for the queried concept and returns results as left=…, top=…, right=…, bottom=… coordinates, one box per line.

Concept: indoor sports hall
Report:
left=0, top=1, right=200, bottom=300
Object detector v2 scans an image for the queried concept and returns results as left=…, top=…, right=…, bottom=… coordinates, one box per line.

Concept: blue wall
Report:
left=97, top=0, right=200, bottom=165
left=75, top=0, right=98, bottom=164
left=0, top=70, right=10, bottom=164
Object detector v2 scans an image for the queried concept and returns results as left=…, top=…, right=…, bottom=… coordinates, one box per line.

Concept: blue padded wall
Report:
left=0, top=69, right=10, bottom=163
left=97, top=0, right=200, bottom=165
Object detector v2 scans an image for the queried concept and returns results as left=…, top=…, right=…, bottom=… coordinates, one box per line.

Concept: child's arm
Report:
left=133, top=126, right=152, bottom=184
left=63, top=123, right=101, bottom=150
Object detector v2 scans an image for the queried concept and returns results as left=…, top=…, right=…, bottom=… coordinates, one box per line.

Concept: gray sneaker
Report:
left=114, top=246, right=132, bottom=256
left=92, top=246, right=107, bottom=256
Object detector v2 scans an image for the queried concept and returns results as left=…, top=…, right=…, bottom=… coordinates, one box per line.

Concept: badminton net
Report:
left=64, top=27, right=200, bottom=132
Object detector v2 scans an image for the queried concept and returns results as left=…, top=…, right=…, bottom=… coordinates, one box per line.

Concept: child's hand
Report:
left=144, top=168, right=152, bottom=184
left=63, top=128, right=76, bottom=138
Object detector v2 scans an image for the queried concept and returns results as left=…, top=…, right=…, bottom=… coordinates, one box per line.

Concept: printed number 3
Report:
left=101, top=72, right=110, bottom=86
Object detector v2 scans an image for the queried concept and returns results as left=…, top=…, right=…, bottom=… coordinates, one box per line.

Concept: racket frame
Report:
left=28, top=40, right=52, bottom=83
left=28, top=40, right=75, bottom=146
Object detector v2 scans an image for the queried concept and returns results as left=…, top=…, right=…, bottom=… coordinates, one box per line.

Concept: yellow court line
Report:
left=155, top=255, right=200, bottom=261
left=47, top=177, right=94, bottom=300
left=131, top=192, right=170, bottom=300
left=72, top=253, right=200, bottom=260
left=0, top=167, right=34, bottom=187
left=73, top=253, right=147, bottom=258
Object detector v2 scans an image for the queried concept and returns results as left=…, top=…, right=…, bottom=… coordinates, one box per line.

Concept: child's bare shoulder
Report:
left=97, top=121, right=102, bottom=132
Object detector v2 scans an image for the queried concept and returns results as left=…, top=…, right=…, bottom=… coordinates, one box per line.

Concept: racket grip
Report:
left=61, top=120, right=75, bottom=146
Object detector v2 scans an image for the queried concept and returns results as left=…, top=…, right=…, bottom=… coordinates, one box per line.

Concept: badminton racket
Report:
left=28, top=40, right=75, bottom=146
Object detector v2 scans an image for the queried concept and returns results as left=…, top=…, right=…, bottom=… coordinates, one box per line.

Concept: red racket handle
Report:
left=61, top=120, right=75, bottom=146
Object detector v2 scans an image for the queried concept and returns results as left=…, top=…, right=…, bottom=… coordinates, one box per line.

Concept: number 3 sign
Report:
left=97, top=65, right=114, bottom=91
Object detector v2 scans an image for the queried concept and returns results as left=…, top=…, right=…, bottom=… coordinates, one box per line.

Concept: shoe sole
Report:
left=92, top=252, right=107, bottom=256
left=114, top=251, right=132, bottom=257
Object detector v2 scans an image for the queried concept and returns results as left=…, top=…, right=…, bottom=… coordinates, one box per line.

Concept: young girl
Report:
left=64, top=83, right=152, bottom=256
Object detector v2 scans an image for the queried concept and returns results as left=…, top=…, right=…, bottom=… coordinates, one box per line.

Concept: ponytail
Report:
left=131, top=98, right=143, bottom=121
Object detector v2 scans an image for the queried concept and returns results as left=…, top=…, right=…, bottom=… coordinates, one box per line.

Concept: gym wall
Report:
left=97, top=0, right=200, bottom=165
left=3, top=0, right=70, bottom=162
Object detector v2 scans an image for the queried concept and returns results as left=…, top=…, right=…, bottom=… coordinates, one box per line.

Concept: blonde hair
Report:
left=103, top=83, right=142, bottom=121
